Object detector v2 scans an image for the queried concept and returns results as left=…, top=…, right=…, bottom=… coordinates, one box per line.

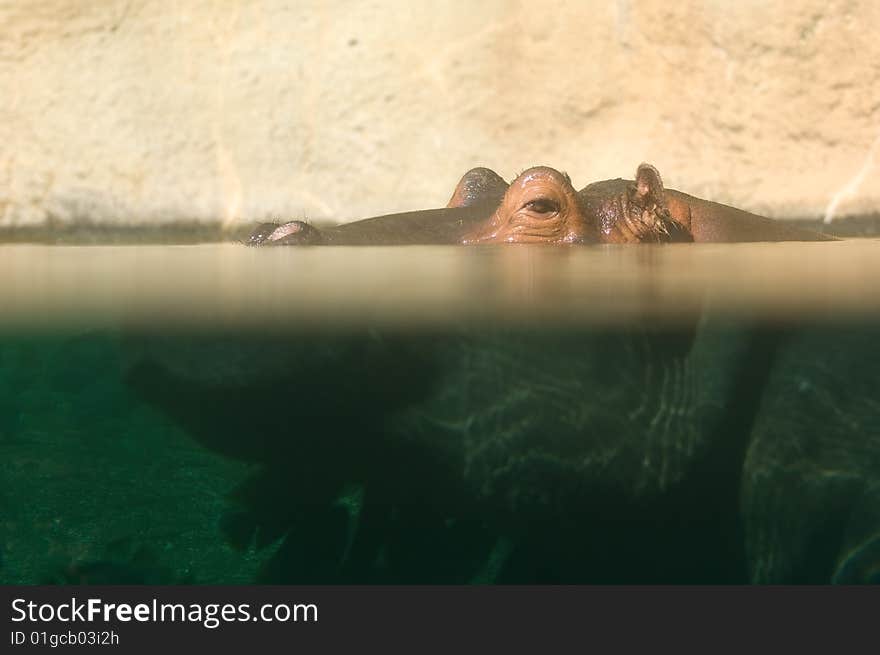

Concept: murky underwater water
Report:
left=1, top=243, right=879, bottom=584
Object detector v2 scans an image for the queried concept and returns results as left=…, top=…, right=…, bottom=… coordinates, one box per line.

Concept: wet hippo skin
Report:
left=248, top=163, right=834, bottom=246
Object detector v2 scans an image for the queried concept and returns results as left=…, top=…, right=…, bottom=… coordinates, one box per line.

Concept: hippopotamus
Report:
left=124, top=318, right=880, bottom=584
left=120, top=161, right=867, bottom=584
left=247, top=164, right=833, bottom=245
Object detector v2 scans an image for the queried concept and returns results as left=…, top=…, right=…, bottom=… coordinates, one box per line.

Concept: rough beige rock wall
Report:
left=2, top=0, right=879, bottom=227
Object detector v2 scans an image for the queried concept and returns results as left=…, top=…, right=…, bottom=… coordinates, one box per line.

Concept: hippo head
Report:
left=459, top=164, right=683, bottom=245
left=247, top=161, right=798, bottom=247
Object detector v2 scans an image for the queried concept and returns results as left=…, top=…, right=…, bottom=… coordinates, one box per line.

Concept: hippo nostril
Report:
left=269, top=220, right=324, bottom=245
left=268, top=222, right=304, bottom=241
left=245, top=220, right=322, bottom=246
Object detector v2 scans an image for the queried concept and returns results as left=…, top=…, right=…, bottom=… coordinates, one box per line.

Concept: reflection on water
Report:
left=1, top=241, right=880, bottom=329
left=0, top=243, right=878, bottom=584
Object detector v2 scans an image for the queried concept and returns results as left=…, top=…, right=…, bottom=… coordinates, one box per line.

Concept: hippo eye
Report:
left=523, top=198, right=560, bottom=215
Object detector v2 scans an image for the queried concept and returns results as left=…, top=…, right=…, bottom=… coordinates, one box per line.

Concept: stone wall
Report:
left=2, top=0, right=879, bottom=227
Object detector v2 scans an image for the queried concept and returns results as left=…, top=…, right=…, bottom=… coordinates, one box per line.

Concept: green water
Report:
left=1, top=323, right=878, bottom=585
left=0, top=334, right=264, bottom=584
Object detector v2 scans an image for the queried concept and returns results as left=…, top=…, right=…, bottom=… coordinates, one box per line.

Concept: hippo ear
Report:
left=447, top=167, right=509, bottom=208
left=633, top=163, right=665, bottom=207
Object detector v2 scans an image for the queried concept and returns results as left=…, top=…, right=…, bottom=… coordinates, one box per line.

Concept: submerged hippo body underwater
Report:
left=247, top=164, right=833, bottom=245
left=126, top=323, right=880, bottom=584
